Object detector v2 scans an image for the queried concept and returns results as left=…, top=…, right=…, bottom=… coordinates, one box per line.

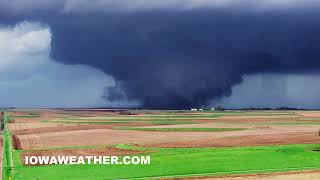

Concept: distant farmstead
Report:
left=190, top=108, right=215, bottom=111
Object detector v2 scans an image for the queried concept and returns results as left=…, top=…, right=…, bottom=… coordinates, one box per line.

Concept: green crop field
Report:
left=11, top=144, right=320, bottom=179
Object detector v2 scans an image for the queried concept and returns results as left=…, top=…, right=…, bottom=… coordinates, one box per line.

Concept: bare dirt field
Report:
left=9, top=109, right=320, bottom=150
left=16, top=124, right=320, bottom=149
left=8, top=123, right=72, bottom=131
left=10, top=123, right=151, bottom=135
left=17, top=129, right=222, bottom=149
left=146, top=132, right=320, bottom=148
left=295, top=111, right=320, bottom=117
left=217, top=115, right=299, bottom=120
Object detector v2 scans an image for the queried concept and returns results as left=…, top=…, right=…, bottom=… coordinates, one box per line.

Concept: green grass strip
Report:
left=13, top=115, right=40, bottom=118
left=2, top=112, right=14, bottom=180
left=42, top=120, right=130, bottom=124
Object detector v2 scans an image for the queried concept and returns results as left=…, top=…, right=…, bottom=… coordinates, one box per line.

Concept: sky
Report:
left=0, top=22, right=114, bottom=108
left=0, top=0, right=320, bottom=109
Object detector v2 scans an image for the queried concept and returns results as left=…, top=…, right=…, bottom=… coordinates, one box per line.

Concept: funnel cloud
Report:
left=1, top=1, right=320, bottom=109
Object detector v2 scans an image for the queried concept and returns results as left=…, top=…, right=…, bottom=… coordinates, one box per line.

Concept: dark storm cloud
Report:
left=1, top=0, right=320, bottom=14
left=47, top=10, right=320, bottom=109
left=2, top=1, right=320, bottom=109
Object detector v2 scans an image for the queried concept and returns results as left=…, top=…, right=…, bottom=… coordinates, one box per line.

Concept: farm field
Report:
left=3, top=109, right=320, bottom=179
